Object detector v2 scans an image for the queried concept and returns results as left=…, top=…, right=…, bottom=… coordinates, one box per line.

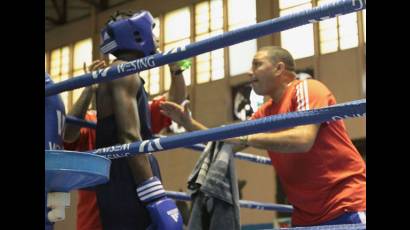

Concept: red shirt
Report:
left=251, top=79, right=366, bottom=226
left=149, top=95, right=172, bottom=134
left=64, top=96, right=171, bottom=230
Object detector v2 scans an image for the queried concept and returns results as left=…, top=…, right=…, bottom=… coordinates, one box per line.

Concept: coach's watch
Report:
left=171, top=68, right=183, bottom=76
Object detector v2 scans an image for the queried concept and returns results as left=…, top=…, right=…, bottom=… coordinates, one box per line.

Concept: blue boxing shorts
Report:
left=319, top=211, right=366, bottom=226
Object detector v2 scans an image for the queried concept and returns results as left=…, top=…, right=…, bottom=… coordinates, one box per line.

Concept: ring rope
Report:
left=89, top=99, right=365, bottom=159
left=165, top=191, right=293, bottom=213
left=184, top=143, right=272, bottom=165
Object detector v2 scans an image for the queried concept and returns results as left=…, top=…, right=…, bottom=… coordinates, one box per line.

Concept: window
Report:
left=50, top=46, right=70, bottom=110
left=164, top=7, right=191, bottom=90
left=279, top=0, right=314, bottom=59
left=140, top=68, right=160, bottom=95
left=47, top=38, right=93, bottom=110
left=195, top=0, right=224, bottom=84
left=140, top=17, right=161, bottom=95
left=228, top=0, right=257, bottom=76
left=279, top=0, right=310, bottom=9
left=338, top=13, right=358, bottom=50
left=319, top=18, right=338, bottom=53
left=318, top=0, right=358, bottom=54
left=148, top=68, right=161, bottom=95
left=72, top=38, right=93, bottom=103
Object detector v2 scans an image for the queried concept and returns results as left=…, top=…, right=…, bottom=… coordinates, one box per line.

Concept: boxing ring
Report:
left=45, top=0, right=366, bottom=229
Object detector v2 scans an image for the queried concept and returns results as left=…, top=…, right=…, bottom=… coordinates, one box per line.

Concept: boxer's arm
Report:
left=64, top=86, right=95, bottom=143
left=111, top=74, right=142, bottom=143
left=164, top=63, right=187, bottom=105
left=111, top=73, right=153, bottom=184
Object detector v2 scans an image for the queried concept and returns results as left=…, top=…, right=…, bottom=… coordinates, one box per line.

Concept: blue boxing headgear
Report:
left=100, top=11, right=156, bottom=57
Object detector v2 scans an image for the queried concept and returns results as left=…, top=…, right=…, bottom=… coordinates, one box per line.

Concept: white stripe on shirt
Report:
left=303, top=80, right=310, bottom=110
left=296, top=82, right=306, bottom=111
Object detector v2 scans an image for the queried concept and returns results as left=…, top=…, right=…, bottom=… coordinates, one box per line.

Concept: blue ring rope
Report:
left=184, top=143, right=272, bottom=165
left=165, top=191, right=293, bottom=213
left=64, top=118, right=273, bottom=164
left=89, top=99, right=365, bottom=159
left=45, top=0, right=365, bottom=97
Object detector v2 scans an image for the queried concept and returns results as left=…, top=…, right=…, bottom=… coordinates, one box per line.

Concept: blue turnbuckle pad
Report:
left=45, top=150, right=111, bottom=192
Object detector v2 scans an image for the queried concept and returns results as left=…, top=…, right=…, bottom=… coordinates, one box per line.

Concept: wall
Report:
left=318, top=49, right=366, bottom=139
